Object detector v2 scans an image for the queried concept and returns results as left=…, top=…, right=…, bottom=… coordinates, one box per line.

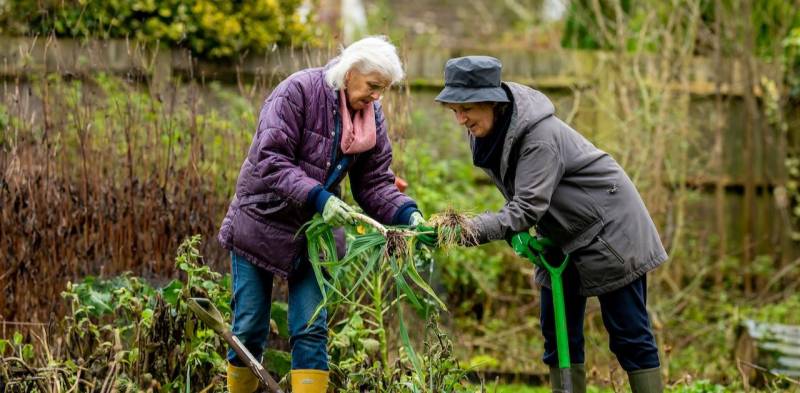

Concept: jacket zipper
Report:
left=324, top=109, right=341, bottom=189
left=597, top=236, right=625, bottom=264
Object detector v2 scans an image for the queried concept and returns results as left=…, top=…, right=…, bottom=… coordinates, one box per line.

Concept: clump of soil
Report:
left=428, top=208, right=478, bottom=247
left=385, top=229, right=411, bottom=258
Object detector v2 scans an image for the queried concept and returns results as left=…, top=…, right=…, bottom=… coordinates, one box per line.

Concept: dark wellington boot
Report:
left=549, top=364, right=586, bottom=393
left=628, top=367, right=664, bottom=393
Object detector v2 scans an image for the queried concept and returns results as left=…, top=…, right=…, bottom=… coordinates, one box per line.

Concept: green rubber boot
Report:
left=549, top=364, right=586, bottom=393
left=628, top=367, right=664, bottom=393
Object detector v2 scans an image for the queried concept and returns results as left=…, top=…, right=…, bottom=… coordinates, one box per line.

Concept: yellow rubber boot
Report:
left=227, top=363, right=259, bottom=393
left=291, top=369, right=329, bottom=393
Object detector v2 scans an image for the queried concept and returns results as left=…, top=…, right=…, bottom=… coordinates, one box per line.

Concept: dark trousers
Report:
left=540, top=263, right=660, bottom=371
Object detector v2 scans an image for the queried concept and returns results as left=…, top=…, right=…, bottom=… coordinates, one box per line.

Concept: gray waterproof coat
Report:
left=470, top=82, right=668, bottom=296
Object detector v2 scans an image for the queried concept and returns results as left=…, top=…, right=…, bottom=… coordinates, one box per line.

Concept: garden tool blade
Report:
left=187, top=298, right=285, bottom=393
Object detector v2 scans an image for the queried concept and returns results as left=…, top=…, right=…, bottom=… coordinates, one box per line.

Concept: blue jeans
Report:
left=540, top=262, right=660, bottom=371
left=227, top=252, right=328, bottom=370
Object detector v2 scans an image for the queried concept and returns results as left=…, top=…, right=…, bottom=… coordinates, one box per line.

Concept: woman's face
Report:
left=445, top=102, right=496, bottom=138
left=345, top=70, right=390, bottom=111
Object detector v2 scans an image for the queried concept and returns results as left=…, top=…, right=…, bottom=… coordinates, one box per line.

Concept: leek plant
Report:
left=303, top=212, right=477, bottom=392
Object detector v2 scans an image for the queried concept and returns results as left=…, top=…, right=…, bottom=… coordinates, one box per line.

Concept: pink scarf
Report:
left=339, top=89, right=376, bottom=154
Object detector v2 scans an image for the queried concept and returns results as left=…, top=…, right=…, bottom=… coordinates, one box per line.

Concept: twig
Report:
left=66, top=367, right=82, bottom=393
left=564, top=89, right=582, bottom=125
left=737, top=357, right=751, bottom=391
left=5, top=357, right=49, bottom=392
left=198, top=381, right=217, bottom=393
left=738, top=359, right=800, bottom=385
left=758, top=257, right=800, bottom=298
left=100, top=330, right=123, bottom=393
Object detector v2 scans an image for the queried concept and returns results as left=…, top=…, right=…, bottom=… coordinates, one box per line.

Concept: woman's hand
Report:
left=411, top=212, right=438, bottom=247
left=415, top=225, right=438, bottom=247
left=322, top=196, right=356, bottom=227
left=409, top=211, right=426, bottom=226
left=511, top=232, right=534, bottom=258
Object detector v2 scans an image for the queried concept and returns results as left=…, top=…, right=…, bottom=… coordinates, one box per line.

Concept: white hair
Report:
left=324, top=36, right=405, bottom=90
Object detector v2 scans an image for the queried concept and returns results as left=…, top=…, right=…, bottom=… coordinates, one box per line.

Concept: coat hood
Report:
left=497, top=82, right=556, bottom=180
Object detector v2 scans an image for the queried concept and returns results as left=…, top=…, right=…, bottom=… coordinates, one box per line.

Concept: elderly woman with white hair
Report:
left=217, top=36, right=425, bottom=393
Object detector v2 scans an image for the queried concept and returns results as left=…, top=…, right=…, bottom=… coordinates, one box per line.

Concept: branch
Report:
left=737, top=359, right=800, bottom=386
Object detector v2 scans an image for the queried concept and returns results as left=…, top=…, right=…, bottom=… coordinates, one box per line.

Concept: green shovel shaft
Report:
left=512, top=233, right=572, bottom=390
left=550, top=270, right=571, bottom=370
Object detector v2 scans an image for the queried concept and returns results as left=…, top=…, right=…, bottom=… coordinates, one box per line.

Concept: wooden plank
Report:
left=0, top=36, right=764, bottom=97
left=737, top=319, right=800, bottom=384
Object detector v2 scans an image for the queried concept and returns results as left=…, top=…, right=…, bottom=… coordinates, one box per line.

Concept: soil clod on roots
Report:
left=385, top=229, right=410, bottom=258
left=428, top=208, right=479, bottom=247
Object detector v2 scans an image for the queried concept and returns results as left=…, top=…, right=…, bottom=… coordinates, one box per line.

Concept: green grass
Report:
left=470, top=384, right=613, bottom=393
left=471, top=381, right=753, bottom=393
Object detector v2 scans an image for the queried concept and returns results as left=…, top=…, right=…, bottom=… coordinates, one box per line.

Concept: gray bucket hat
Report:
left=435, top=56, right=509, bottom=104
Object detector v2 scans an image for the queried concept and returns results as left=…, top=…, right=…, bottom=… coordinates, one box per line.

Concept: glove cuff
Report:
left=308, top=185, right=333, bottom=214
left=392, top=202, right=420, bottom=225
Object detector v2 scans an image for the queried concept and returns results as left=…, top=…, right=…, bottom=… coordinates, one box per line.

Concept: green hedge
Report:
left=0, top=0, right=316, bottom=58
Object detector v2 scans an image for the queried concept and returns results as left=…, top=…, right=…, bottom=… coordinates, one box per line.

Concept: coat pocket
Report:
left=538, top=182, right=603, bottom=249
left=239, top=193, right=290, bottom=223
left=571, top=229, right=631, bottom=290
left=596, top=235, right=625, bottom=265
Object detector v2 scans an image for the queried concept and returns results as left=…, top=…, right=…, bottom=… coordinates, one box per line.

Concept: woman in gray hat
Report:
left=420, top=56, right=667, bottom=393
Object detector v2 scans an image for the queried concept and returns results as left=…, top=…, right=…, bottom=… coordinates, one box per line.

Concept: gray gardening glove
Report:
left=322, top=196, right=356, bottom=227
left=409, top=211, right=426, bottom=226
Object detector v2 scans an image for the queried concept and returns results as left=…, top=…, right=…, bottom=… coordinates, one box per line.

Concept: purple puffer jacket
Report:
left=218, top=66, right=415, bottom=277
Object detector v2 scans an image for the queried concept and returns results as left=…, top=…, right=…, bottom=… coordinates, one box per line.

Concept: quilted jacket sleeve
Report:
left=249, top=76, right=321, bottom=205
